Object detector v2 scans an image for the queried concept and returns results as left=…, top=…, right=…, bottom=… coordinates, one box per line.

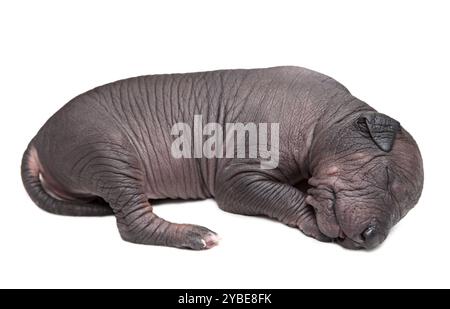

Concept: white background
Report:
left=1, top=0, right=449, bottom=288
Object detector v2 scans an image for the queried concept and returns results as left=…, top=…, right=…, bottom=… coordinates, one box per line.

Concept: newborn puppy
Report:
left=21, top=66, right=423, bottom=250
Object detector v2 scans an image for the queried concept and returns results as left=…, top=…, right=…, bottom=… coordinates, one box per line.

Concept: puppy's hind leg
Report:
left=104, top=180, right=219, bottom=249
left=115, top=198, right=220, bottom=250
left=80, top=146, right=219, bottom=250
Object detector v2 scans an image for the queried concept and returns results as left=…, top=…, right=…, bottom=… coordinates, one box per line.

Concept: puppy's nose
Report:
left=361, top=225, right=381, bottom=249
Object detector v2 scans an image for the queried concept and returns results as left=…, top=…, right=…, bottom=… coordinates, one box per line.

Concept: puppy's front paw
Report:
left=298, top=216, right=332, bottom=243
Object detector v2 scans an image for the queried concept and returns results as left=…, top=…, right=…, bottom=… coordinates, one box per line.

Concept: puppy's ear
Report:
left=357, top=112, right=400, bottom=152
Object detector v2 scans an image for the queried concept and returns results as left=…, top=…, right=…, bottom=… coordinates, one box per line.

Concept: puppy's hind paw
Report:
left=178, top=224, right=220, bottom=250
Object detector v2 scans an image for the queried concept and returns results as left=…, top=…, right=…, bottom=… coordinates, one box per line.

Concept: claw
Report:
left=202, top=232, right=220, bottom=249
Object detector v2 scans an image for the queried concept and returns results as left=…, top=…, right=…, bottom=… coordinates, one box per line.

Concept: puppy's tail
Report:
left=21, top=142, right=113, bottom=216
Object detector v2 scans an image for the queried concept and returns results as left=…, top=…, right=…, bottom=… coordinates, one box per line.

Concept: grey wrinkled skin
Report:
left=21, top=66, right=424, bottom=250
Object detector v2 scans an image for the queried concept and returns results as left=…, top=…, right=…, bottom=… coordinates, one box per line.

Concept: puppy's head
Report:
left=308, top=111, right=423, bottom=249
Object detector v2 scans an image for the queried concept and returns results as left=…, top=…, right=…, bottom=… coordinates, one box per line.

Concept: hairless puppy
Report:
left=21, top=66, right=423, bottom=250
